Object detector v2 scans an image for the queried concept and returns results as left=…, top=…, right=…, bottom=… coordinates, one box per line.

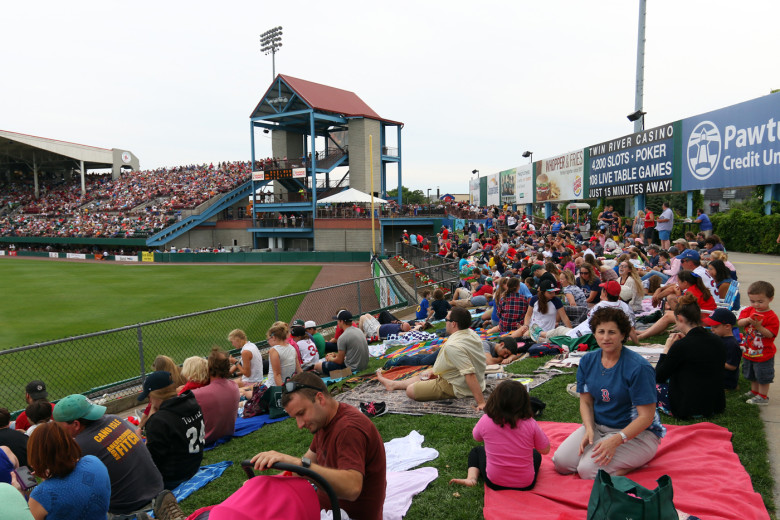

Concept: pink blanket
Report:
left=483, top=422, right=769, bottom=520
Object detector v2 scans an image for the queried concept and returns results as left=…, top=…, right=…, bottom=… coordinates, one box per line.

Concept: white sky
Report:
left=3, top=0, right=779, bottom=194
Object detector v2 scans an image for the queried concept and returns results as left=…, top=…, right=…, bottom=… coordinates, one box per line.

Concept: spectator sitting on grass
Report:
left=376, top=307, right=487, bottom=410
left=429, top=289, right=452, bottom=321
left=13, top=380, right=51, bottom=432
left=177, top=356, right=209, bottom=395
left=227, top=329, right=264, bottom=388
left=24, top=400, right=52, bottom=437
left=483, top=336, right=520, bottom=365
left=0, top=408, right=28, bottom=467
left=305, top=320, right=327, bottom=358
left=54, top=394, right=164, bottom=516
left=191, top=347, right=240, bottom=444
left=314, top=310, right=369, bottom=376
left=137, top=355, right=185, bottom=433
left=292, top=325, right=320, bottom=370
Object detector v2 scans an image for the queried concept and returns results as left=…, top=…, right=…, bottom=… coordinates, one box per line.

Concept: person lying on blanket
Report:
left=358, top=313, right=429, bottom=340
left=376, top=307, right=488, bottom=410
left=383, top=335, right=518, bottom=370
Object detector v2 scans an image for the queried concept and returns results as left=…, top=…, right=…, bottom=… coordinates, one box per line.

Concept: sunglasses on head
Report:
left=281, top=378, right=322, bottom=395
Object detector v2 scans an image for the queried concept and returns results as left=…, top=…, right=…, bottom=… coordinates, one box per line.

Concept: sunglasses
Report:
left=281, top=378, right=322, bottom=395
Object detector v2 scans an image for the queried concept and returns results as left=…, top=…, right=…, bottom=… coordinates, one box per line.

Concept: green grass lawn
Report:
left=180, top=333, right=776, bottom=520
left=0, top=259, right=322, bottom=348
left=0, top=259, right=321, bottom=410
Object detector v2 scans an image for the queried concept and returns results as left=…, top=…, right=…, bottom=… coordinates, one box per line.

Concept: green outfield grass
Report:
left=0, top=259, right=322, bottom=349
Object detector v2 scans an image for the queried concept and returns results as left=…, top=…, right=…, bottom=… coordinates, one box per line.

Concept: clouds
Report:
left=2, top=0, right=778, bottom=194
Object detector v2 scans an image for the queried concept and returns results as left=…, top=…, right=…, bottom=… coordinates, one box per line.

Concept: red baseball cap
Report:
left=599, top=280, right=621, bottom=297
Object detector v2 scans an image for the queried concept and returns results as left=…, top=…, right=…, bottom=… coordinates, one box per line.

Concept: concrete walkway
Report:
left=727, top=252, right=780, bottom=506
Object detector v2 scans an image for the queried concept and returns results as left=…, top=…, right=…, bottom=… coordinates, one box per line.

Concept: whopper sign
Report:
left=537, top=149, right=584, bottom=202
left=587, top=124, right=675, bottom=198
left=681, top=94, right=780, bottom=191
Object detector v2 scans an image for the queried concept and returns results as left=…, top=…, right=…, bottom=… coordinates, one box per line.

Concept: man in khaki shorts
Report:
left=376, top=306, right=487, bottom=410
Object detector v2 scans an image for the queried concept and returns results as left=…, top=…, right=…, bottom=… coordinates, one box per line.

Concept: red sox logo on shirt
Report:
left=601, top=389, right=610, bottom=402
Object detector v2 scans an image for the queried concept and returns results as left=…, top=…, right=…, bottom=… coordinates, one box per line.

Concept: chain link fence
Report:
left=0, top=262, right=453, bottom=413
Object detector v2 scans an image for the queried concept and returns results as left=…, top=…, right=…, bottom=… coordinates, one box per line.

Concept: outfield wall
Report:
left=0, top=250, right=371, bottom=263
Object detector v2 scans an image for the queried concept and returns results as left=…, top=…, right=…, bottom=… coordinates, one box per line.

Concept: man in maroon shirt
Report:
left=252, top=373, right=386, bottom=519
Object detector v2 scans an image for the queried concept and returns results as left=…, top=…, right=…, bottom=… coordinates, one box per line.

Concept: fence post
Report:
left=273, top=299, right=279, bottom=321
left=357, top=280, right=362, bottom=314
left=413, top=267, right=418, bottom=303
left=137, top=325, right=146, bottom=383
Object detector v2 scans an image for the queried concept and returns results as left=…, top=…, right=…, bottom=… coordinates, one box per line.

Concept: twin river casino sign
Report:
left=587, top=124, right=675, bottom=198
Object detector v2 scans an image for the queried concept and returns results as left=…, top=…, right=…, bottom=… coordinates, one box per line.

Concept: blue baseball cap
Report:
left=677, top=249, right=700, bottom=262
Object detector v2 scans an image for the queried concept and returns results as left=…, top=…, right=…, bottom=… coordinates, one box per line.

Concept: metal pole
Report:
left=413, top=266, right=418, bottom=303
left=137, top=325, right=146, bottom=383
left=274, top=299, right=279, bottom=321
left=357, top=281, right=362, bottom=315
left=634, top=0, right=647, bottom=133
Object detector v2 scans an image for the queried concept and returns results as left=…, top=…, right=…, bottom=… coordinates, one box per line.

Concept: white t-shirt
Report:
left=567, top=300, right=636, bottom=338
left=296, top=338, right=320, bottom=369
left=240, top=341, right=264, bottom=384
left=694, top=265, right=719, bottom=301
left=529, top=296, right=563, bottom=332
left=657, top=208, right=674, bottom=231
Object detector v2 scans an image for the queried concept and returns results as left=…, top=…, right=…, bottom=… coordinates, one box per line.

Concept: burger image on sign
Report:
left=537, top=173, right=550, bottom=201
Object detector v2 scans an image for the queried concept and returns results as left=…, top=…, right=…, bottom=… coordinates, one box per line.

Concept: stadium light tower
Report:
left=260, top=26, right=283, bottom=79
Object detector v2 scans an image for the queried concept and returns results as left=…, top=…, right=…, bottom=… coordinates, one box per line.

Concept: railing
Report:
left=253, top=217, right=313, bottom=228
left=0, top=263, right=453, bottom=413
left=390, top=246, right=459, bottom=303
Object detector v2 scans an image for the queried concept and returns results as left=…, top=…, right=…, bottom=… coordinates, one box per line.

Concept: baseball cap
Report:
left=703, top=308, right=737, bottom=327
left=539, top=279, right=559, bottom=292
left=530, top=264, right=543, bottom=273
left=26, top=380, right=48, bottom=400
left=485, top=277, right=493, bottom=283
left=599, top=280, right=622, bottom=297
left=334, top=309, right=353, bottom=321
left=52, top=394, right=106, bottom=422
left=304, top=320, right=317, bottom=329
left=137, top=371, right=174, bottom=401
left=677, top=249, right=700, bottom=262
left=291, top=319, right=305, bottom=327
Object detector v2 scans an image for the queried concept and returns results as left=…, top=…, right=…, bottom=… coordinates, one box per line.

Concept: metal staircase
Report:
left=146, top=180, right=257, bottom=246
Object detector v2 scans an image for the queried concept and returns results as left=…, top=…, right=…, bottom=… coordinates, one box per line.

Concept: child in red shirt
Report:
left=738, top=281, right=779, bottom=405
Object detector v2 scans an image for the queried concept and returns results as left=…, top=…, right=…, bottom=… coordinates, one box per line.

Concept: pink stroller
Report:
left=186, top=461, right=342, bottom=520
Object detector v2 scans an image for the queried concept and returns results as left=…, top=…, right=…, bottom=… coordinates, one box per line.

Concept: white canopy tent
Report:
left=317, top=188, right=388, bottom=204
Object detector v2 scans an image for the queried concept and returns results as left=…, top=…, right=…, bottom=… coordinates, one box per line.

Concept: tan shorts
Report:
left=412, top=377, right=457, bottom=401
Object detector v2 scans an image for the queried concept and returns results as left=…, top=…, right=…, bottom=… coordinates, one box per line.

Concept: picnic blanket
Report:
left=204, top=413, right=288, bottom=450
left=172, top=461, right=233, bottom=502
left=483, top=422, right=769, bottom=520
left=379, top=339, right=445, bottom=359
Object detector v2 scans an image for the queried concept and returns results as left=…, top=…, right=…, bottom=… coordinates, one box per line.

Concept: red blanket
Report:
left=483, top=422, right=769, bottom=520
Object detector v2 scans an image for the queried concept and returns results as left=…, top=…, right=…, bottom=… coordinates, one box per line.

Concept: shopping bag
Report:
left=587, top=469, right=676, bottom=520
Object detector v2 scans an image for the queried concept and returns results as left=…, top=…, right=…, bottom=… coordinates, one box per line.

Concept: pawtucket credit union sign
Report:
left=681, top=93, right=780, bottom=191
left=587, top=124, right=675, bottom=198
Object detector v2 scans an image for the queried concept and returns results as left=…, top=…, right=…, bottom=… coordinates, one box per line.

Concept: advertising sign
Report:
left=515, top=164, right=533, bottom=204
left=681, top=94, right=780, bottom=190
left=479, top=176, right=487, bottom=206
left=469, top=178, right=480, bottom=204
left=499, top=168, right=516, bottom=204
left=252, top=171, right=264, bottom=181
left=537, top=150, right=584, bottom=202
left=587, top=123, right=675, bottom=198
left=292, top=167, right=306, bottom=179
left=486, top=173, right=500, bottom=206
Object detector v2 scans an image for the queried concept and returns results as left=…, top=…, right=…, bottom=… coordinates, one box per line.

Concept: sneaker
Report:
left=530, top=324, right=544, bottom=343
left=746, top=395, right=769, bottom=406
left=359, top=401, right=387, bottom=418
left=154, top=490, right=185, bottom=520
left=743, top=390, right=758, bottom=399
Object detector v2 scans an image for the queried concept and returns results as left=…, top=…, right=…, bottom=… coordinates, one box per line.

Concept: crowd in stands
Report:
left=1, top=160, right=253, bottom=239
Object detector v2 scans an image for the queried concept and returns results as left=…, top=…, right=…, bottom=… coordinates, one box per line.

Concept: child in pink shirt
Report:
left=450, top=380, right=550, bottom=490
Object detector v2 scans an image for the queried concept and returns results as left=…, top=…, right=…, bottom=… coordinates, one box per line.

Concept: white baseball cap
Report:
left=304, top=320, right=317, bottom=328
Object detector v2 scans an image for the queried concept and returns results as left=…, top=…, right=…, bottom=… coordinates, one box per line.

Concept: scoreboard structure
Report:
left=252, top=168, right=306, bottom=181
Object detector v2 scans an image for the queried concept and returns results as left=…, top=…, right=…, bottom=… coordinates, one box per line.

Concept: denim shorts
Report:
left=658, top=230, right=671, bottom=241
left=742, top=358, right=775, bottom=384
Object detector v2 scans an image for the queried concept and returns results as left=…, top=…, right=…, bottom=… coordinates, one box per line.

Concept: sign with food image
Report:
left=536, top=149, right=585, bottom=202
left=486, top=173, right=500, bottom=206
